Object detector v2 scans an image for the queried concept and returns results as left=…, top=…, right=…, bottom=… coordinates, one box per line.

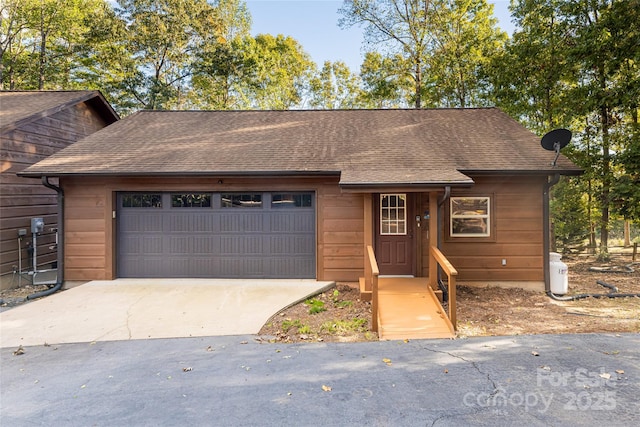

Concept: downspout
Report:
left=543, top=173, right=560, bottom=294
left=436, top=186, right=451, bottom=289
left=437, top=186, right=451, bottom=247
left=27, top=177, right=64, bottom=300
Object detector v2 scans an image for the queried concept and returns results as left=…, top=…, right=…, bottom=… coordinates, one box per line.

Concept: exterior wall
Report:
left=439, top=175, right=546, bottom=283
left=0, top=102, right=112, bottom=289
left=58, top=174, right=546, bottom=285
left=60, top=176, right=365, bottom=282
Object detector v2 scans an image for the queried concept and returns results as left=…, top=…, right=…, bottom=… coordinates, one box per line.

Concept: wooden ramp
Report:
left=377, top=277, right=455, bottom=340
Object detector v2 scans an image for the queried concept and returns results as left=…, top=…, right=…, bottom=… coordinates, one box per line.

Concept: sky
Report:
left=246, top=0, right=516, bottom=72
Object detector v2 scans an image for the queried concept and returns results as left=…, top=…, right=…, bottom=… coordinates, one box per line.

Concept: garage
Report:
left=117, top=192, right=316, bottom=278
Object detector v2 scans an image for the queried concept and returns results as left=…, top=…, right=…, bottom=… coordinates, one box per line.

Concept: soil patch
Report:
left=259, top=256, right=639, bottom=342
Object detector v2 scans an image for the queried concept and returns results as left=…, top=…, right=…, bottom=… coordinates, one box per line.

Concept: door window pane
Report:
left=380, top=194, right=407, bottom=235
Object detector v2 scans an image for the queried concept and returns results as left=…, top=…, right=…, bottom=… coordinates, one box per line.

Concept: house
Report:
left=19, top=108, right=581, bottom=292
left=0, top=91, right=119, bottom=290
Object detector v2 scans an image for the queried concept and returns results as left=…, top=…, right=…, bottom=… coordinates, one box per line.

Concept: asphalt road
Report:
left=2, top=333, right=638, bottom=426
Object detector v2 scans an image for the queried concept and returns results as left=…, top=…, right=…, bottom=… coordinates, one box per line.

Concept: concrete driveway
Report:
left=0, top=279, right=333, bottom=348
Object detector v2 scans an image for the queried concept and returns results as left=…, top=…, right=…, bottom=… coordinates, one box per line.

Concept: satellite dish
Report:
left=541, top=128, right=572, bottom=166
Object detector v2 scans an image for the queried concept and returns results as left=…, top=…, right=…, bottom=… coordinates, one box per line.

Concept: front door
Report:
left=375, top=193, right=415, bottom=275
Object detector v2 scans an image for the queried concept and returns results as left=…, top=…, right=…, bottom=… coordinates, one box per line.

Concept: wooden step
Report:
left=359, top=277, right=372, bottom=302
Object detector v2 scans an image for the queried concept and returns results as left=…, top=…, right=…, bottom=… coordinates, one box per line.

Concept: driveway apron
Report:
left=0, top=279, right=333, bottom=348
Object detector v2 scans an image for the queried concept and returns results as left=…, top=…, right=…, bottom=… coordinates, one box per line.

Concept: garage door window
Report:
left=272, top=193, right=313, bottom=208
left=171, top=193, right=212, bottom=208
left=121, top=194, right=162, bottom=208
left=222, top=193, right=262, bottom=208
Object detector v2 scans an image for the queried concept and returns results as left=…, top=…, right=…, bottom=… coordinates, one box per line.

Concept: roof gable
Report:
left=0, top=90, right=119, bottom=133
left=19, top=108, right=582, bottom=186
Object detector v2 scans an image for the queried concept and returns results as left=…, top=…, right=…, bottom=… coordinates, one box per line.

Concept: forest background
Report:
left=2, top=0, right=638, bottom=258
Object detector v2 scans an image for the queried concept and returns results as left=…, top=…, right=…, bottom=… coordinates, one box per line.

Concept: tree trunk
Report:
left=414, top=57, right=421, bottom=109
left=624, top=220, right=631, bottom=248
left=599, top=102, right=611, bottom=259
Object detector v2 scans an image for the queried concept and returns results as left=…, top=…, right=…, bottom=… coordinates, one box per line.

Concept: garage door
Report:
left=117, top=192, right=316, bottom=278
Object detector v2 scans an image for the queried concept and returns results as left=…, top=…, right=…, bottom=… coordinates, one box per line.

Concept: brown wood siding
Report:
left=60, top=176, right=365, bottom=282
left=440, top=176, right=546, bottom=282
left=0, top=101, right=111, bottom=286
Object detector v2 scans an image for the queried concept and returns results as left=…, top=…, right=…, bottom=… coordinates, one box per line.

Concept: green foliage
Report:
left=239, top=33, right=315, bottom=109
left=320, top=318, right=368, bottom=335
left=551, top=177, right=590, bottom=252
left=308, top=60, right=364, bottom=109
left=490, top=0, right=640, bottom=253
left=611, top=125, right=640, bottom=221
left=281, top=319, right=303, bottom=332
left=297, top=324, right=312, bottom=335
left=304, top=298, right=326, bottom=315
left=336, top=300, right=353, bottom=308
left=339, top=0, right=506, bottom=108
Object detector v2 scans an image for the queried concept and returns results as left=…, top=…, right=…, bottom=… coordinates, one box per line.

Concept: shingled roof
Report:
left=0, top=90, right=119, bottom=133
left=19, top=108, right=581, bottom=187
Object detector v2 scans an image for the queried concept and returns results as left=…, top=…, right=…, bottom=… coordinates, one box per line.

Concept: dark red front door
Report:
left=375, top=194, right=415, bottom=275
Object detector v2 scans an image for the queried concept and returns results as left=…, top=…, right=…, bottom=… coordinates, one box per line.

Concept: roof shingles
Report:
left=20, top=108, right=582, bottom=186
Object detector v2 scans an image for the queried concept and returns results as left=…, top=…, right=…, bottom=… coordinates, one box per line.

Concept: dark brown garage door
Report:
left=117, top=192, right=316, bottom=278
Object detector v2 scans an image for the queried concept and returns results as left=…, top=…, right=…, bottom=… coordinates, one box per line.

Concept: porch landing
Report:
left=376, top=277, right=455, bottom=340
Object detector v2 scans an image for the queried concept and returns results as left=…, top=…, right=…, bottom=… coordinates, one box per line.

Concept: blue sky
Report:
left=246, top=0, right=516, bottom=72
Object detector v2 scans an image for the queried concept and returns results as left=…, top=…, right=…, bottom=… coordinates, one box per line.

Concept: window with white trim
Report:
left=450, top=197, right=490, bottom=237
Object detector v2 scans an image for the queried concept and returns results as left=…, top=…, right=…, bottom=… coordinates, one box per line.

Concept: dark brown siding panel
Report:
left=1, top=99, right=112, bottom=288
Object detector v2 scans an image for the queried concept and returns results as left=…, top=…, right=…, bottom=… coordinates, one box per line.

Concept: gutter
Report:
left=26, top=177, right=64, bottom=300
left=543, top=173, right=560, bottom=293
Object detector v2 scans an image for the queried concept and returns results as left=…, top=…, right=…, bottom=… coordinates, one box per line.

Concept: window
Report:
left=171, top=193, right=211, bottom=208
left=450, top=197, right=490, bottom=237
left=121, top=194, right=162, bottom=208
left=221, top=193, right=262, bottom=208
left=271, top=193, right=313, bottom=208
left=380, top=194, right=406, bottom=235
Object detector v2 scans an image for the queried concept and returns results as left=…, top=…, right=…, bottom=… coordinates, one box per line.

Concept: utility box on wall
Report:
left=31, top=218, right=44, bottom=234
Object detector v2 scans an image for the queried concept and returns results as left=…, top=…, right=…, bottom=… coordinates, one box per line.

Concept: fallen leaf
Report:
left=206, top=346, right=213, bottom=352
left=599, top=373, right=611, bottom=380
left=404, top=339, right=410, bottom=343
left=531, top=351, right=540, bottom=356
left=444, top=369, right=448, bottom=374
left=322, top=385, right=332, bottom=392
left=616, top=370, right=625, bottom=374
left=13, top=345, right=24, bottom=356
left=182, top=367, right=192, bottom=372
left=383, top=358, right=392, bottom=365
left=240, top=341, right=248, bottom=345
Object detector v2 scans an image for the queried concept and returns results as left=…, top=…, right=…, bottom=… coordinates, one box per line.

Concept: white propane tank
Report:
left=549, top=252, right=568, bottom=295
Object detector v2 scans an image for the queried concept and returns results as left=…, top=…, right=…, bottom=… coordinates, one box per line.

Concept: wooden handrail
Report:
left=430, top=246, right=458, bottom=330
left=365, top=245, right=380, bottom=332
